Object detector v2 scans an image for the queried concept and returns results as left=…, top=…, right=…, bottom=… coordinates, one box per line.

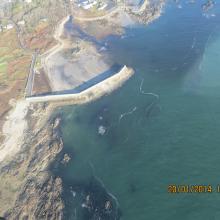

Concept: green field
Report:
left=0, top=27, right=32, bottom=86
left=0, top=62, right=7, bottom=72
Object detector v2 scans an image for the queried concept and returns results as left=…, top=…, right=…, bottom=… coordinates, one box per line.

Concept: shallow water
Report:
left=53, top=1, right=220, bottom=219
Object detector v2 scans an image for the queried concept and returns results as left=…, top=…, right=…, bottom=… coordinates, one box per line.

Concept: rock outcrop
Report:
left=1, top=104, right=64, bottom=220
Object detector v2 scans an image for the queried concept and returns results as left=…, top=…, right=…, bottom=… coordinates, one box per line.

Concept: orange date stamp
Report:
left=167, top=185, right=220, bottom=193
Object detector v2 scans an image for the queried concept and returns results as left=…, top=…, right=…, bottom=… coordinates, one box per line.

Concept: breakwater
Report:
left=26, top=65, right=134, bottom=104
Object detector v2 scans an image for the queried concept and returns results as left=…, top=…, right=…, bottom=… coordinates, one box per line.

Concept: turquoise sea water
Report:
left=53, top=1, right=220, bottom=219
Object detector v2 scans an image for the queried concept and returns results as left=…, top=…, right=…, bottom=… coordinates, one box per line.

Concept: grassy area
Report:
left=35, top=56, right=42, bottom=70
left=0, top=62, right=7, bottom=72
left=0, top=8, right=56, bottom=92
left=0, top=0, right=64, bottom=94
left=0, top=29, right=31, bottom=89
left=11, top=2, right=23, bottom=15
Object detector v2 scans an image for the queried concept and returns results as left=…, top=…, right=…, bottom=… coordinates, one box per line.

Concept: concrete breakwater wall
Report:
left=26, top=65, right=134, bottom=104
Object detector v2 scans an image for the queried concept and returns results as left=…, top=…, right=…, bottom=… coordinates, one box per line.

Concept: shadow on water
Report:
left=64, top=16, right=105, bottom=47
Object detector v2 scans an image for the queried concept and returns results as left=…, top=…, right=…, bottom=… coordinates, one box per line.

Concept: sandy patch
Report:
left=46, top=41, right=111, bottom=92
left=0, top=100, right=29, bottom=163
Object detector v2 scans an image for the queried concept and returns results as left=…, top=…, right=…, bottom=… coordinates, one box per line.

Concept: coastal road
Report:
left=25, top=51, right=38, bottom=97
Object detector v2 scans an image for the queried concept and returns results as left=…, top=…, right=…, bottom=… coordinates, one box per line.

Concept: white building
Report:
left=77, top=0, right=108, bottom=10
left=18, top=20, right=25, bottom=25
left=5, top=24, right=13, bottom=30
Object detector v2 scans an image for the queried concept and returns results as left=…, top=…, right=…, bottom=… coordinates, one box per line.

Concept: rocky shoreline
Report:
left=0, top=104, right=65, bottom=219
left=128, top=0, right=165, bottom=24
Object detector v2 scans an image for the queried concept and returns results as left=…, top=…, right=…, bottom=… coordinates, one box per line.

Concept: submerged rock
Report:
left=98, top=125, right=106, bottom=135
left=105, top=200, right=112, bottom=210
left=61, top=153, right=71, bottom=165
left=202, top=0, right=215, bottom=12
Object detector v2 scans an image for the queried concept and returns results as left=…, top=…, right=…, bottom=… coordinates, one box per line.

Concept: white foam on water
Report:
left=118, top=106, right=137, bottom=123
left=98, top=125, right=106, bottom=135
left=191, top=36, right=196, bottom=49
left=139, top=78, right=159, bottom=99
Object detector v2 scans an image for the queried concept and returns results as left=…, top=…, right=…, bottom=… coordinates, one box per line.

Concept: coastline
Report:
left=0, top=13, right=134, bottom=218
left=2, top=107, right=65, bottom=219
left=0, top=1, right=165, bottom=218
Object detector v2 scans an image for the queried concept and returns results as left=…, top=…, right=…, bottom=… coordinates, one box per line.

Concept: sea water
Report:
left=53, top=1, right=220, bottom=219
